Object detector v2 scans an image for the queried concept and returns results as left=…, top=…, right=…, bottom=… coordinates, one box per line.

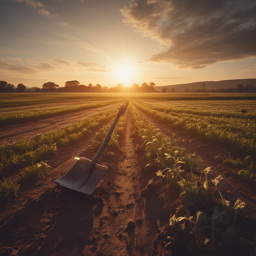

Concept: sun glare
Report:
left=116, top=63, right=135, bottom=87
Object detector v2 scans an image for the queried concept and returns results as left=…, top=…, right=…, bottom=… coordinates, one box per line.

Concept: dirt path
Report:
left=0, top=109, right=170, bottom=256
left=136, top=107, right=256, bottom=218
left=0, top=103, right=119, bottom=144
left=79, top=109, right=169, bottom=256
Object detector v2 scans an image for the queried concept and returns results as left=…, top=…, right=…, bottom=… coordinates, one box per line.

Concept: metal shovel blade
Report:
left=55, top=157, right=108, bottom=195
left=55, top=101, right=129, bottom=195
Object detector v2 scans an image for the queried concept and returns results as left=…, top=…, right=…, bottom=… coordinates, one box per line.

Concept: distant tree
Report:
left=245, top=84, right=253, bottom=91
left=162, top=88, right=167, bottom=93
left=0, top=81, right=7, bottom=92
left=237, top=84, right=244, bottom=90
left=117, top=83, right=124, bottom=92
left=65, top=80, right=80, bottom=87
left=140, top=82, right=150, bottom=92
left=102, top=86, right=108, bottom=92
left=132, top=83, right=139, bottom=92
left=16, top=83, right=26, bottom=92
left=149, top=82, right=156, bottom=92
left=42, top=82, right=59, bottom=90
left=5, top=84, right=15, bottom=92
left=95, top=84, right=102, bottom=92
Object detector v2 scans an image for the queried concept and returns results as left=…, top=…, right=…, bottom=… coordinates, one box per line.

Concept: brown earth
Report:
left=0, top=105, right=256, bottom=256
left=0, top=108, right=172, bottom=256
left=0, top=103, right=119, bottom=144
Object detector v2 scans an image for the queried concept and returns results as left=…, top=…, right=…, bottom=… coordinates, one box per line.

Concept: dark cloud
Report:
left=121, top=0, right=256, bottom=68
left=78, top=62, right=111, bottom=72
left=0, top=60, right=38, bottom=74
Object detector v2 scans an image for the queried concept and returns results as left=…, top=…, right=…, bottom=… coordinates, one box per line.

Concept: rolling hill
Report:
left=155, top=79, right=256, bottom=92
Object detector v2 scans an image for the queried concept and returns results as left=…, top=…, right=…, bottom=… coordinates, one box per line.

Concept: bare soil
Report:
left=0, top=106, right=255, bottom=256
left=0, top=103, right=119, bottom=144
left=0, top=109, right=170, bottom=256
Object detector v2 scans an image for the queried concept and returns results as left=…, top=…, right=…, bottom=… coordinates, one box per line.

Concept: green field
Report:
left=1, top=92, right=256, bottom=108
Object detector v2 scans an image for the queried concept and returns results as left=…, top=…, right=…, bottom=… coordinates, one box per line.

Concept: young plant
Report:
left=0, top=178, right=20, bottom=199
left=20, top=161, right=50, bottom=182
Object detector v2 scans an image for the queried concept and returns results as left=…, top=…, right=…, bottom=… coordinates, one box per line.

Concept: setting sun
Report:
left=116, top=64, right=135, bottom=86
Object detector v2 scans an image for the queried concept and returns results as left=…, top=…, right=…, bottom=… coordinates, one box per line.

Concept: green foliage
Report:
left=134, top=101, right=256, bottom=156
left=0, top=106, right=120, bottom=176
left=0, top=178, right=20, bottom=199
left=0, top=100, right=121, bottom=125
left=20, top=161, right=50, bottom=182
left=223, top=155, right=255, bottom=182
left=88, top=114, right=126, bottom=153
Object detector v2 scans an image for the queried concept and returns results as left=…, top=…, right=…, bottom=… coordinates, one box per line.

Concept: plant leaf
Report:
left=203, top=167, right=211, bottom=173
left=222, top=227, right=240, bottom=246
left=211, top=175, right=223, bottom=189
left=196, top=211, right=207, bottom=225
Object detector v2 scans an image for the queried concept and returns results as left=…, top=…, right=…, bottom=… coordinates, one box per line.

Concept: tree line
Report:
left=0, top=81, right=26, bottom=92
left=183, top=83, right=256, bottom=93
left=0, top=80, right=157, bottom=93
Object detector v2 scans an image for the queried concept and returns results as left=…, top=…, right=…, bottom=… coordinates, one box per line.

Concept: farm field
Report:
left=0, top=93, right=256, bottom=256
left=0, top=103, right=121, bottom=144
left=142, top=99, right=256, bottom=116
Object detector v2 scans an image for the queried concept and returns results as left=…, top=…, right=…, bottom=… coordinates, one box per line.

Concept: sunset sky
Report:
left=0, top=0, right=256, bottom=88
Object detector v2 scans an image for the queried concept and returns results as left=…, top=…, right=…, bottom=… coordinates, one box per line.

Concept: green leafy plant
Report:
left=0, top=178, right=20, bottom=199
left=20, top=161, right=50, bottom=182
left=223, top=155, right=255, bottom=182
left=134, top=101, right=256, bottom=155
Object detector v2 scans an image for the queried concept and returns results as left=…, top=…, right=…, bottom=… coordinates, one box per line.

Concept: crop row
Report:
left=88, top=116, right=125, bottom=153
left=0, top=100, right=121, bottom=125
left=145, top=102, right=256, bottom=120
left=134, top=102, right=256, bottom=156
left=0, top=106, right=121, bottom=178
left=130, top=104, right=249, bottom=255
left=0, top=105, right=124, bottom=199
left=0, top=93, right=121, bottom=108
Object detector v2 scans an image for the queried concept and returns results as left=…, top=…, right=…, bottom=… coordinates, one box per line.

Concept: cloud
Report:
left=121, top=0, right=256, bottom=69
left=0, top=58, right=112, bottom=75
left=240, top=67, right=256, bottom=74
left=13, top=0, right=50, bottom=16
left=37, top=9, right=50, bottom=17
left=78, top=62, right=112, bottom=72
left=54, top=59, right=70, bottom=65
left=8, top=58, right=22, bottom=62
left=13, top=0, right=47, bottom=9
left=0, top=60, right=38, bottom=74
left=34, top=62, right=56, bottom=70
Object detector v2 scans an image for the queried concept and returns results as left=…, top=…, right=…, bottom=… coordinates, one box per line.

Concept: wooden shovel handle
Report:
left=91, top=101, right=129, bottom=164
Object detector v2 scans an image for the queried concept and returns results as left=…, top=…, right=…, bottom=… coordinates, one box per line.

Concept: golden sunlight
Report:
left=116, top=63, right=135, bottom=86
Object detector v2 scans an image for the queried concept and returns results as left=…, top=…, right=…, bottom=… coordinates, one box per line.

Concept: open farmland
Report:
left=0, top=93, right=256, bottom=256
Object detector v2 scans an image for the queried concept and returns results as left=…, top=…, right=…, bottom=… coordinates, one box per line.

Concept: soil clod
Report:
left=126, top=219, right=136, bottom=230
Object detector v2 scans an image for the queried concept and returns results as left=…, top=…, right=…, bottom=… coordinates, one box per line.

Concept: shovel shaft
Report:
left=92, top=101, right=129, bottom=164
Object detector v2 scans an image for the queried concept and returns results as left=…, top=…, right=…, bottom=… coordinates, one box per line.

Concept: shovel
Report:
left=55, top=101, right=129, bottom=195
